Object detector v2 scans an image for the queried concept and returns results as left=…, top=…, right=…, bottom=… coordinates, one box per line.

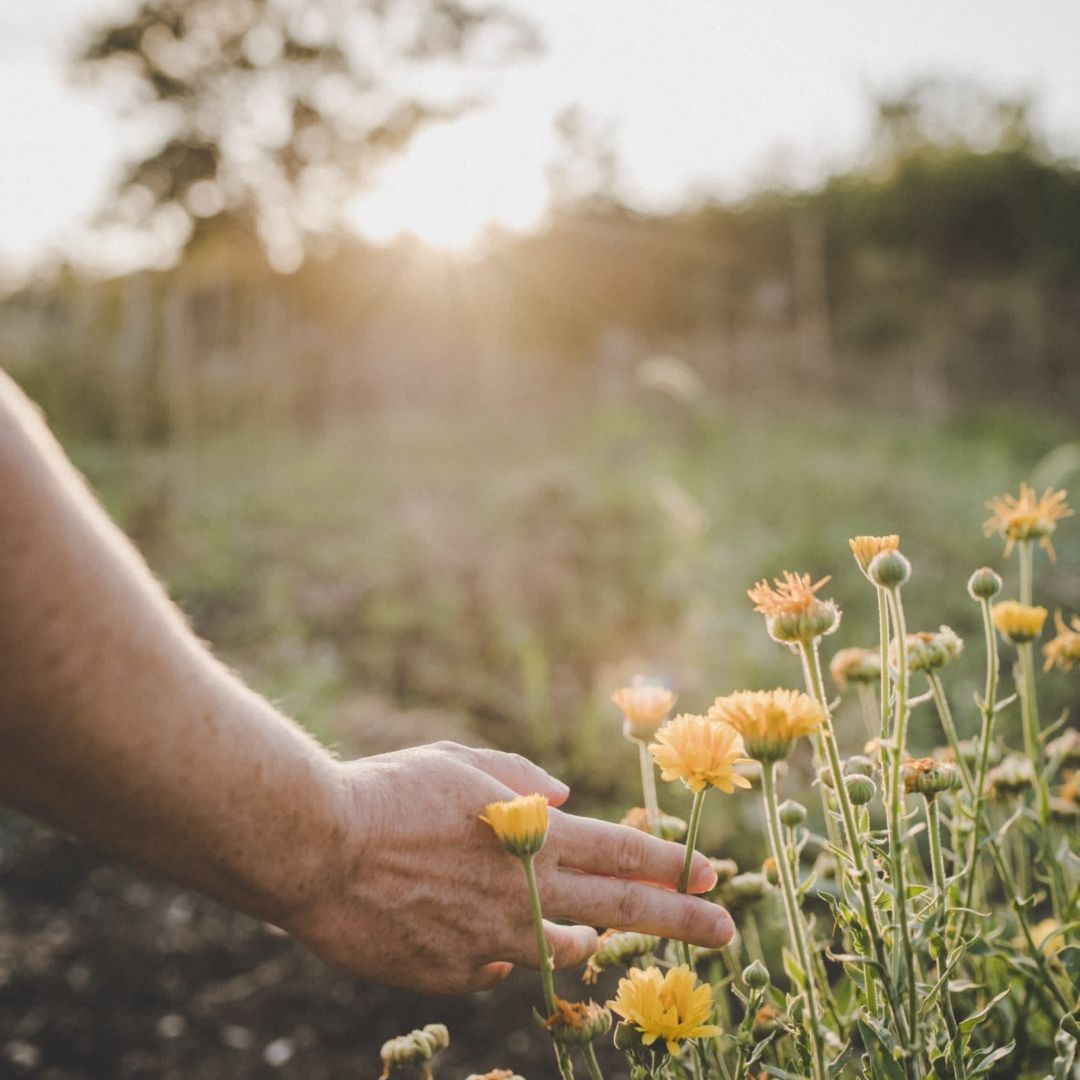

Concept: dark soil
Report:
left=0, top=814, right=629, bottom=1079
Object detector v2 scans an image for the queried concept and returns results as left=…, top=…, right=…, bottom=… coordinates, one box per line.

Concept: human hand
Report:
left=288, top=741, right=734, bottom=994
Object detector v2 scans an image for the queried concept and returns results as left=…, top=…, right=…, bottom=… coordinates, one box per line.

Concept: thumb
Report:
left=469, top=748, right=571, bottom=806
left=461, top=961, right=515, bottom=992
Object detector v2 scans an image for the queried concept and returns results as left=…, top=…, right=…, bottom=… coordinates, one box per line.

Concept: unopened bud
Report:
left=844, top=755, right=876, bottom=778
left=614, top=1020, right=644, bottom=1052
left=743, top=959, right=770, bottom=989
left=545, top=998, right=611, bottom=1047
left=967, top=567, right=1003, bottom=601
left=869, top=549, right=911, bottom=589
left=845, top=774, right=877, bottom=805
left=779, top=799, right=807, bottom=827
left=762, top=857, right=780, bottom=886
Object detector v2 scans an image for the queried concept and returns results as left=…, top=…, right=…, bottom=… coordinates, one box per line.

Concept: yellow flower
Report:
left=649, top=714, right=753, bottom=794
left=607, top=965, right=722, bottom=1055
left=612, top=682, right=678, bottom=741
left=849, top=534, right=900, bottom=575
left=708, top=689, right=824, bottom=763
left=1043, top=610, right=1080, bottom=672
left=984, top=483, right=1072, bottom=561
left=480, top=794, right=549, bottom=858
left=991, top=601, right=1048, bottom=645
left=829, top=646, right=881, bottom=690
left=1031, top=918, right=1065, bottom=957
left=748, top=571, right=841, bottom=645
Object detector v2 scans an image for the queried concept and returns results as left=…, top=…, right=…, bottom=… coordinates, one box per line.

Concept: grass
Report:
left=65, top=400, right=1080, bottom=859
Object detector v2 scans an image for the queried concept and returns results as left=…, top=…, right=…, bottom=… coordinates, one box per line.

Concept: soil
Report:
left=0, top=814, right=630, bottom=1079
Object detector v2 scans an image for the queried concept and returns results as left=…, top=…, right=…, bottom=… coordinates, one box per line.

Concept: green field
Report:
left=66, top=401, right=1080, bottom=863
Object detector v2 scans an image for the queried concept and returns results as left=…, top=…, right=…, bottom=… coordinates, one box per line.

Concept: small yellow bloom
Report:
left=902, top=757, right=961, bottom=797
left=829, top=646, right=881, bottom=690
left=607, top=965, right=722, bottom=1055
left=612, top=682, right=677, bottom=741
left=649, top=714, right=753, bottom=794
left=1043, top=610, right=1080, bottom=672
left=991, top=600, right=1048, bottom=645
left=984, top=483, right=1072, bottom=561
left=748, top=571, right=841, bottom=645
left=1031, top=918, right=1065, bottom=957
left=708, top=689, right=824, bottom=763
left=480, top=794, right=549, bottom=858
left=849, top=534, right=900, bottom=575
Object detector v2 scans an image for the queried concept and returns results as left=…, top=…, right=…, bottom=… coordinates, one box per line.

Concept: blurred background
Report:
left=1, top=1, right=1080, bottom=1076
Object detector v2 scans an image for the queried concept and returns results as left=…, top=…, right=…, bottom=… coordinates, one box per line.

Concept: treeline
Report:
left=5, top=88, right=1080, bottom=441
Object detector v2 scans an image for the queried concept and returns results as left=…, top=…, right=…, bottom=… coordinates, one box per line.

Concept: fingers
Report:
left=464, top=747, right=571, bottom=807
left=543, top=870, right=735, bottom=949
left=502, top=921, right=598, bottom=971
left=549, top=812, right=718, bottom=893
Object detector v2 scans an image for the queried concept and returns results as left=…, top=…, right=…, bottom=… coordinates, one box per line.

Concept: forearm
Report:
left=0, top=372, right=347, bottom=929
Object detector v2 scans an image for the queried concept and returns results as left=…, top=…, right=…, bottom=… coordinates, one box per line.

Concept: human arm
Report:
left=0, top=372, right=733, bottom=993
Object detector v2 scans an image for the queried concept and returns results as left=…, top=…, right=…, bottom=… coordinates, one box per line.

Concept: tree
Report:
left=75, top=0, right=540, bottom=270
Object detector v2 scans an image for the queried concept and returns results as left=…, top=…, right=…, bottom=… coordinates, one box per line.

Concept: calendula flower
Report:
left=612, top=681, right=678, bottom=741
left=895, top=626, right=964, bottom=672
left=607, top=965, right=721, bottom=1054
left=829, top=646, right=881, bottom=690
left=649, top=714, right=753, bottom=793
left=583, top=929, right=663, bottom=984
left=986, top=755, right=1035, bottom=801
left=465, top=1072, right=523, bottom=1080
left=747, top=571, right=841, bottom=645
left=984, top=483, right=1072, bottom=560
left=480, top=794, right=549, bottom=858
left=1046, top=729, right=1080, bottom=766
left=902, top=757, right=962, bottom=798
left=544, top=997, right=612, bottom=1047
left=992, top=601, right=1048, bottom=645
left=849, top=534, right=900, bottom=576
left=1031, top=918, right=1066, bottom=957
left=708, top=689, right=824, bottom=763
left=380, top=1025, right=449, bottom=1078
left=1043, top=611, right=1080, bottom=672
left=753, top=1004, right=785, bottom=1039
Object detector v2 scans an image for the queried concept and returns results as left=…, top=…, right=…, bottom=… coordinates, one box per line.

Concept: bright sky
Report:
left=2, top=0, right=1080, bottom=273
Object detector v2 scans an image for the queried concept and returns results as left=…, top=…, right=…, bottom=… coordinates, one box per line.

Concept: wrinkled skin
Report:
left=294, top=742, right=733, bottom=994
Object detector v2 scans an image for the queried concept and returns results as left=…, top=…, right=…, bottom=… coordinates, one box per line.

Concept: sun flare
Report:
left=346, top=112, right=548, bottom=254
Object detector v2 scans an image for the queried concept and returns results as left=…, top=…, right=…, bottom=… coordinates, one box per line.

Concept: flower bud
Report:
left=762, top=857, right=780, bottom=886
left=1045, top=729, right=1080, bottom=767
left=902, top=757, right=961, bottom=798
left=844, top=754, right=877, bottom=778
left=582, top=930, right=662, bottom=984
left=817, top=765, right=836, bottom=789
left=614, top=1020, right=645, bottom=1052
left=619, top=807, right=688, bottom=842
left=709, top=857, right=739, bottom=886
left=868, top=549, right=911, bottom=589
left=986, top=755, right=1035, bottom=801
left=753, top=1005, right=784, bottom=1038
left=779, top=799, right=807, bottom=827
left=992, top=601, right=1047, bottom=645
left=845, top=773, right=877, bottom=805
left=545, top=998, right=612, bottom=1047
left=743, top=959, right=770, bottom=990
left=381, top=1024, right=449, bottom=1072
left=480, top=794, right=549, bottom=858
left=967, top=566, right=1003, bottom=601
left=717, top=871, right=770, bottom=910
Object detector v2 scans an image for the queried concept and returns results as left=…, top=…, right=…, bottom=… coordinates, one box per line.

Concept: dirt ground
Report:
left=0, top=813, right=630, bottom=1079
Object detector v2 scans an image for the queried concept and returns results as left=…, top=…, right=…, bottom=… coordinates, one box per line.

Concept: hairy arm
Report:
left=0, top=372, right=733, bottom=993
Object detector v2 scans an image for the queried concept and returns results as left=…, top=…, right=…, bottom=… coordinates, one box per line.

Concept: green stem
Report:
left=524, top=855, right=575, bottom=1080
left=638, top=739, right=663, bottom=838
left=581, top=1043, right=604, bottom=1080
left=762, top=761, right=827, bottom=1080
left=856, top=682, right=878, bottom=739
left=927, top=797, right=967, bottom=1080
left=955, top=598, right=999, bottom=944
left=677, top=788, right=708, bottom=968
left=927, top=673, right=974, bottom=796
left=877, top=585, right=892, bottom=742
left=800, top=640, right=906, bottom=1048
left=1019, top=539, right=1033, bottom=606
left=885, top=587, right=923, bottom=1071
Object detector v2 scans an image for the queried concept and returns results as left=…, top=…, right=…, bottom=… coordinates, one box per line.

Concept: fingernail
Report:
left=690, top=861, right=718, bottom=893
left=713, top=910, right=735, bottom=946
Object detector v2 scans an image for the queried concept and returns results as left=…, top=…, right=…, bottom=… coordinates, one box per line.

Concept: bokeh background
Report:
left=2, top=1, right=1080, bottom=1076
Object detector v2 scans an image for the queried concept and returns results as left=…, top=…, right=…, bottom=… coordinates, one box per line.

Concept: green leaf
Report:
left=856, top=1019, right=906, bottom=1080
left=782, top=946, right=806, bottom=987
left=958, top=988, right=1010, bottom=1036
left=969, top=1040, right=1015, bottom=1075
left=1058, top=944, right=1080, bottom=986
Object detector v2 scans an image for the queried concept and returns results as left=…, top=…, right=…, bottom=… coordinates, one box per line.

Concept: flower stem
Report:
left=884, top=587, right=923, bottom=1070
left=877, top=585, right=892, bottom=742
left=677, top=788, right=708, bottom=968
left=581, top=1043, right=604, bottom=1080
left=637, top=739, right=663, bottom=838
left=800, top=640, right=907, bottom=1048
left=927, top=673, right=974, bottom=795
left=926, top=797, right=967, bottom=1080
left=954, top=598, right=999, bottom=945
left=523, top=855, right=575, bottom=1080
left=1019, top=539, right=1033, bottom=606
left=761, top=761, right=828, bottom=1080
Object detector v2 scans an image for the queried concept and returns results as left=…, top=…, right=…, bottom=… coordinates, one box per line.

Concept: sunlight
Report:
left=346, top=111, right=549, bottom=254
